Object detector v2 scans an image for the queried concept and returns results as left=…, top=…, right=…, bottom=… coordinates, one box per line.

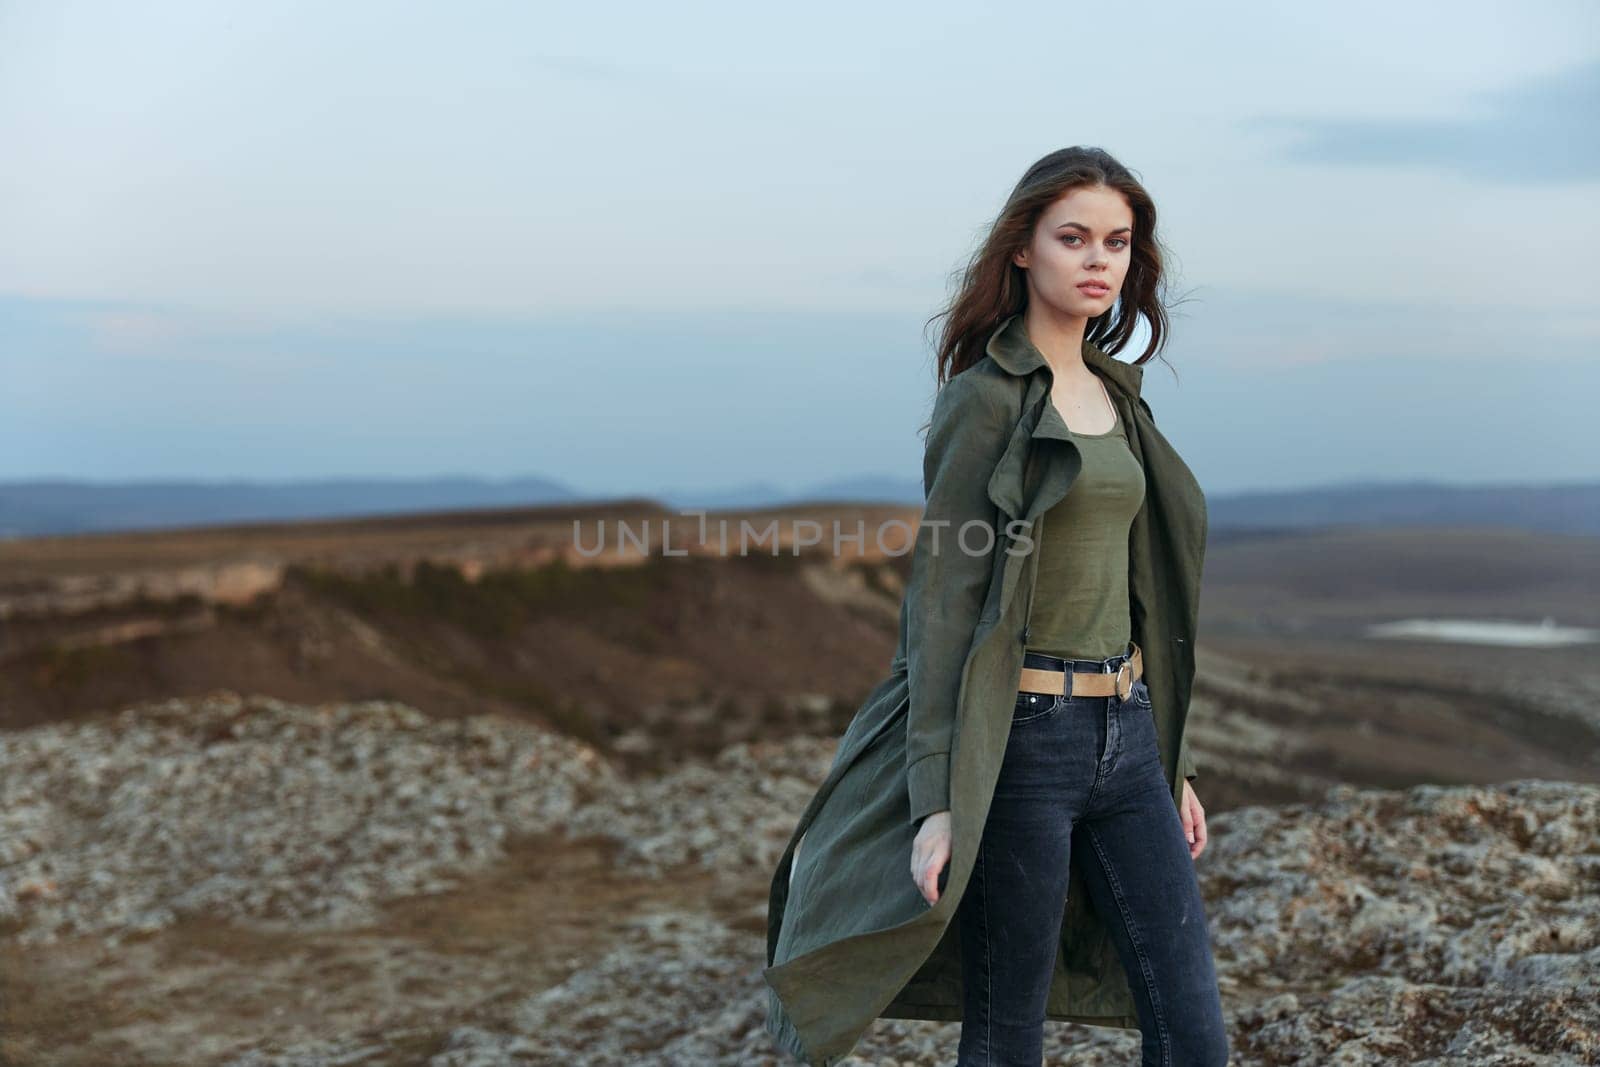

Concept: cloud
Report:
left=1247, top=59, right=1600, bottom=184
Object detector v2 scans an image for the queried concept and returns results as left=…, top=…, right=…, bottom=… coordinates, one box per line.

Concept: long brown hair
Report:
left=925, top=146, right=1187, bottom=389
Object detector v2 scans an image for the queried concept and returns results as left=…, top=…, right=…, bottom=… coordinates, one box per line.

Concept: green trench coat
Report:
left=762, top=312, right=1209, bottom=1066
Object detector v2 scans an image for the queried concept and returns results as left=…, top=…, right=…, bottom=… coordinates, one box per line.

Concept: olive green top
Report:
left=1024, top=399, right=1147, bottom=660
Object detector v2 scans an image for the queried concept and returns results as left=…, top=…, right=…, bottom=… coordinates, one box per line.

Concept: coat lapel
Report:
left=982, top=312, right=1143, bottom=523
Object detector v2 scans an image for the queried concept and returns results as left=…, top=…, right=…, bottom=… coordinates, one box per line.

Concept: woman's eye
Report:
left=1061, top=235, right=1130, bottom=250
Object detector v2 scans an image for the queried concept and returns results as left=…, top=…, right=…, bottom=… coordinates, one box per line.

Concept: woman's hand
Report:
left=911, top=810, right=953, bottom=905
left=1180, top=780, right=1208, bottom=859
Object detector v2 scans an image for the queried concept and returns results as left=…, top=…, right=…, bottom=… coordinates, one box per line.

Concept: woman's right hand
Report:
left=911, top=810, right=953, bottom=905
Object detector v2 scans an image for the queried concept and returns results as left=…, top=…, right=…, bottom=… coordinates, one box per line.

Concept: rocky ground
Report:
left=1, top=693, right=1596, bottom=1065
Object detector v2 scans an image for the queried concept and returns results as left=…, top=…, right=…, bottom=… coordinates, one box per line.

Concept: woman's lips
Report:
left=1077, top=283, right=1110, bottom=296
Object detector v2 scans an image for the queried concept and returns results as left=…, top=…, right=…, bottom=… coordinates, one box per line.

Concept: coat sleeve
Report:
left=1138, top=395, right=1204, bottom=788
left=905, top=371, right=1012, bottom=827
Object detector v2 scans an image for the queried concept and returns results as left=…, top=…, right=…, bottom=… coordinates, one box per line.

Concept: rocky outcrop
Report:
left=2, top=695, right=1594, bottom=1064
left=0, top=693, right=618, bottom=943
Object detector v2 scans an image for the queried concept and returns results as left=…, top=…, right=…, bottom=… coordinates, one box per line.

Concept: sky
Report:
left=1, top=0, right=1597, bottom=497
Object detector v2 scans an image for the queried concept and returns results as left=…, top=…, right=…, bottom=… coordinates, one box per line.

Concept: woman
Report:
left=764, top=146, right=1228, bottom=1066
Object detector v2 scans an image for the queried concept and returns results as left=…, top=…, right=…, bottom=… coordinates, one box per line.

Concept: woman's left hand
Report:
left=1179, top=780, right=1208, bottom=860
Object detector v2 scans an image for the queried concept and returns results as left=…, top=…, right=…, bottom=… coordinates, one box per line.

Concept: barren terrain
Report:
left=2, top=504, right=1597, bottom=1064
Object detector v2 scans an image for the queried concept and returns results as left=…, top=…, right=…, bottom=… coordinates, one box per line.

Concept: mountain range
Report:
left=2, top=475, right=1597, bottom=539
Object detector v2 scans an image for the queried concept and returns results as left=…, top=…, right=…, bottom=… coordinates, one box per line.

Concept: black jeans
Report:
left=955, top=645, right=1230, bottom=1066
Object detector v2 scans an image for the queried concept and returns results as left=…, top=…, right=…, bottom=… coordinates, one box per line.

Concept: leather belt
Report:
left=1016, top=641, right=1143, bottom=701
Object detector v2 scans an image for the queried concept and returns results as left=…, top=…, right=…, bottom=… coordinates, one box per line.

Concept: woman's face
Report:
left=1012, top=184, right=1134, bottom=318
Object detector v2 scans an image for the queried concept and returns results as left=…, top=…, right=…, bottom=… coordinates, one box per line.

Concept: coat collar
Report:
left=981, top=311, right=1149, bottom=523
left=983, top=311, right=1144, bottom=401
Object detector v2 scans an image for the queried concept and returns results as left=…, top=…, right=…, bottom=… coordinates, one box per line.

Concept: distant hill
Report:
left=2, top=475, right=1597, bottom=540
left=1203, top=480, right=1600, bottom=538
left=0, top=476, right=581, bottom=538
